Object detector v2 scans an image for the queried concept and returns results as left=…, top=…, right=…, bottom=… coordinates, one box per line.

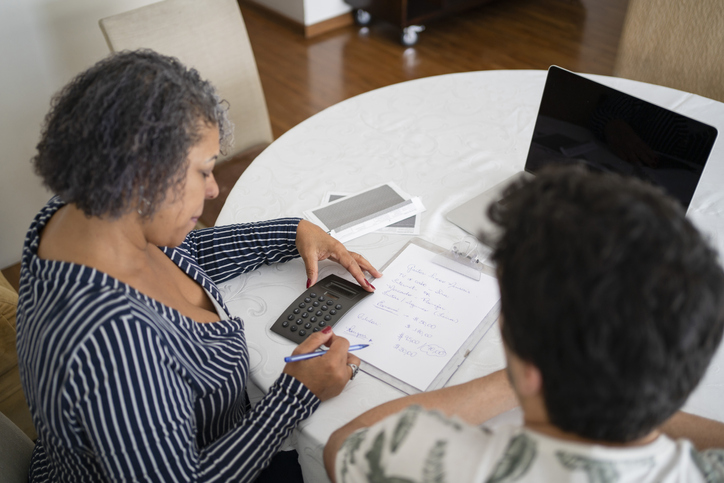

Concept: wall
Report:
left=0, top=0, right=160, bottom=268
left=304, top=0, right=351, bottom=25
left=249, top=0, right=351, bottom=25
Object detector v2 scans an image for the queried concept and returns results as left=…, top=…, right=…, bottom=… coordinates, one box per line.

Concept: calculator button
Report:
left=296, top=319, right=303, bottom=325
left=307, top=306, right=314, bottom=312
left=290, top=326, right=297, bottom=332
left=313, top=301, right=319, bottom=307
left=335, top=304, right=342, bottom=310
left=282, top=321, right=289, bottom=328
left=299, top=302, right=306, bottom=308
left=313, top=327, right=320, bottom=332
left=287, top=314, right=294, bottom=321
left=324, top=315, right=331, bottom=321
left=318, top=296, right=325, bottom=302
left=299, top=330, right=306, bottom=336
left=330, top=310, right=337, bottom=315
left=321, top=306, right=328, bottom=311
left=310, top=316, right=317, bottom=322
left=304, top=323, right=311, bottom=329
left=326, top=300, right=333, bottom=306
left=301, top=312, right=308, bottom=319
left=293, top=308, right=300, bottom=314
left=316, top=310, right=323, bottom=316
left=318, top=321, right=326, bottom=327
left=310, top=292, right=317, bottom=298
left=304, top=297, right=311, bottom=303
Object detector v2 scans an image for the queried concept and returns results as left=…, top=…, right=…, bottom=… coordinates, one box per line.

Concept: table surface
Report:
left=215, top=69, right=724, bottom=482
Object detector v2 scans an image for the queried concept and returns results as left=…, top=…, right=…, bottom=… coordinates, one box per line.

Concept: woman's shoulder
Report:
left=23, top=196, right=65, bottom=255
left=17, top=264, right=146, bottom=352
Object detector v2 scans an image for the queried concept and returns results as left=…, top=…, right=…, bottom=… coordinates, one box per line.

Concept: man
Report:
left=324, top=166, right=724, bottom=482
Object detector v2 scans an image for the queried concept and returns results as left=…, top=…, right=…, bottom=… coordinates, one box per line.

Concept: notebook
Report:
left=446, top=65, right=718, bottom=245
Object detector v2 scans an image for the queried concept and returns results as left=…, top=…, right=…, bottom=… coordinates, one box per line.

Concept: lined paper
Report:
left=335, top=243, right=500, bottom=391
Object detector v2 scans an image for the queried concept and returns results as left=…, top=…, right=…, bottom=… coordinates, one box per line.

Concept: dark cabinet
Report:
left=345, top=0, right=496, bottom=45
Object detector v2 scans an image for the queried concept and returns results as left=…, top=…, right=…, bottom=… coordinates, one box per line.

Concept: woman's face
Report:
left=143, top=124, right=220, bottom=247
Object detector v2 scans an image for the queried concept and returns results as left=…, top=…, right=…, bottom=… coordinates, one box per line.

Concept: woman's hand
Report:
left=296, top=220, right=382, bottom=292
left=283, top=327, right=361, bottom=401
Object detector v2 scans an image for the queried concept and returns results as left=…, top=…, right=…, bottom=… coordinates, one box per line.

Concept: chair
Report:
left=0, top=410, right=34, bottom=483
left=99, top=0, right=273, bottom=226
left=1, top=271, right=36, bottom=442
left=1, top=273, right=35, bottom=483
left=613, top=0, right=724, bottom=103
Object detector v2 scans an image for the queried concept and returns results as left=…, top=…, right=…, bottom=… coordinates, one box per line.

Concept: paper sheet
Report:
left=335, top=243, right=501, bottom=391
left=324, top=192, right=420, bottom=235
left=303, top=182, right=425, bottom=243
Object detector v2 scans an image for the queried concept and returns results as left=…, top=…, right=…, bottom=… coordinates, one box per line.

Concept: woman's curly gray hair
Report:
left=33, top=49, right=233, bottom=219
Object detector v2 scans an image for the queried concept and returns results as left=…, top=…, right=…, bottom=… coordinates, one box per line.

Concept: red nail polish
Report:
left=322, top=326, right=332, bottom=334
left=366, top=280, right=376, bottom=290
left=306, top=278, right=311, bottom=289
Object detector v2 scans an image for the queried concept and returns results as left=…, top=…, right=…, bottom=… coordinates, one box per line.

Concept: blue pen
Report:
left=284, top=344, right=369, bottom=363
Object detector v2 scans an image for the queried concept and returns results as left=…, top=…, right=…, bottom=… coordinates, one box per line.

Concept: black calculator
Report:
left=270, top=274, right=372, bottom=343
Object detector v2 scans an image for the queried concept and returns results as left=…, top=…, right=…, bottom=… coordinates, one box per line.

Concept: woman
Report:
left=16, top=50, right=381, bottom=482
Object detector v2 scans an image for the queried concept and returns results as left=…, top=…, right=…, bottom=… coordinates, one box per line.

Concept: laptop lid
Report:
left=446, top=66, right=718, bottom=243
left=525, top=66, right=717, bottom=210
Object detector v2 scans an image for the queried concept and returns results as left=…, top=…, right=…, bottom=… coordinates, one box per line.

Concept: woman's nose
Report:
left=206, top=173, right=219, bottom=200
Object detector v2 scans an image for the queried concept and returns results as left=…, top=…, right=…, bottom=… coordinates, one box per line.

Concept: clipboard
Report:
left=353, top=238, right=501, bottom=395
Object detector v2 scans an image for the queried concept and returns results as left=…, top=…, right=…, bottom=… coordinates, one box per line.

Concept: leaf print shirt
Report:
left=335, top=405, right=724, bottom=483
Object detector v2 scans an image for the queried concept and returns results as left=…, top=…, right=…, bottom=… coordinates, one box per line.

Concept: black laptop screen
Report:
left=524, top=66, right=718, bottom=209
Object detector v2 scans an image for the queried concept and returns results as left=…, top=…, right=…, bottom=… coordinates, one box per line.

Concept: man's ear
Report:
left=501, top=322, right=543, bottom=399
left=515, top=359, right=543, bottom=398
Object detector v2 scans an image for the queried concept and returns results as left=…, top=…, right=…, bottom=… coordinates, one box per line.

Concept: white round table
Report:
left=215, top=70, right=724, bottom=482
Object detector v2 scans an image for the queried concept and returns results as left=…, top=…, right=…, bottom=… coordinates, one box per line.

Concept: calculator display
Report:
left=326, top=281, right=356, bottom=298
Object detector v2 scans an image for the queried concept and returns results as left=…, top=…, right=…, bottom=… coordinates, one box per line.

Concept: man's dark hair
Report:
left=489, top=166, right=724, bottom=442
left=33, top=49, right=232, bottom=219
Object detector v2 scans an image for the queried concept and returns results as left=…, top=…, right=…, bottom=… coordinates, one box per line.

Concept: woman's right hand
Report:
left=283, top=327, right=360, bottom=401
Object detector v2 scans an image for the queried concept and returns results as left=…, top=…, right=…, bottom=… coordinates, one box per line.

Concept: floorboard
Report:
left=239, top=0, right=630, bottom=139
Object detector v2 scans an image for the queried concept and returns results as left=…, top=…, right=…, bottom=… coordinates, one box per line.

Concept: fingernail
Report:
left=306, top=278, right=311, bottom=289
left=366, top=280, right=376, bottom=290
left=322, top=326, right=332, bottom=334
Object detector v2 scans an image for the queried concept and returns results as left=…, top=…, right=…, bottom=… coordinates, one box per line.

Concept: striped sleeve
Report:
left=179, top=219, right=302, bottom=284
left=66, top=312, right=318, bottom=482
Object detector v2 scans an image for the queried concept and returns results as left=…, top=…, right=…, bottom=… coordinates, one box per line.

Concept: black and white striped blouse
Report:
left=16, top=197, right=320, bottom=482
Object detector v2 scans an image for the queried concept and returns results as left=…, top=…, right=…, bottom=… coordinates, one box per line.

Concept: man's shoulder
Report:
left=335, top=406, right=515, bottom=483
left=691, top=447, right=724, bottom=481
left=335, top=408, right=724, bottom=483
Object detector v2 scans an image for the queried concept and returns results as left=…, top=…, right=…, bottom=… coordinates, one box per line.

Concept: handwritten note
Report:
left=335, top=243, right=500, bottom=391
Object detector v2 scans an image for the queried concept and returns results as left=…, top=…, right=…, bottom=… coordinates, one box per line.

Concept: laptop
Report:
left=446, top=65, right=718, bottom=245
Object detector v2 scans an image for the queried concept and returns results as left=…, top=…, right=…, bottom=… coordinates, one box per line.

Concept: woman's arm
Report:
left=67, top=313, right=323, bottom=482
left=323, top=369, right=517, bottom=482
left=181, top=219, right=381, bottom=290
left=184, top=218, right=303, bottom=283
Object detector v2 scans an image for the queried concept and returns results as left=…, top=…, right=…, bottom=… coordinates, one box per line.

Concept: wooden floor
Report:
left=240, top=0, right=630, bottom=139
left=1, top=0, right=630, bottom=289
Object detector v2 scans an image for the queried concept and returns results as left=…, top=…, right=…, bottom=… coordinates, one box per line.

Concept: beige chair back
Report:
left=0, top=410, right=34, bottom=483
left=614, top=0, right=724, bottom=102
left=99, top=0, right=273, bottom=159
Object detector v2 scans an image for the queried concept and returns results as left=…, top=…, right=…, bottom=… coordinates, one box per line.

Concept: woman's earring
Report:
left=137, top=197, right=151, bottom=217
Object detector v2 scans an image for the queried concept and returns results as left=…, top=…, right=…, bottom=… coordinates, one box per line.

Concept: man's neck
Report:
left=523, top=419, right=661, bottom=447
